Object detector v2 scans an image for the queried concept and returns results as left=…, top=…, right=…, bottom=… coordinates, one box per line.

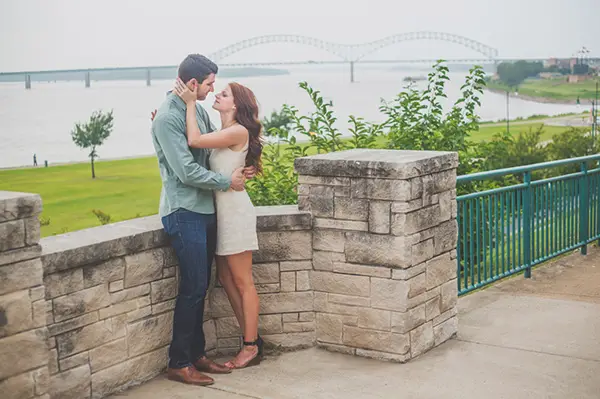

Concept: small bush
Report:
left=92, top=209, right=112, bottom=225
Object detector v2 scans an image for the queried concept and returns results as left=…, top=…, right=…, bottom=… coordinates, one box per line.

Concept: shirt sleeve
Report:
left=153, top=114, right=231, bottom=190
left=209, top=118, right=217, bottom=133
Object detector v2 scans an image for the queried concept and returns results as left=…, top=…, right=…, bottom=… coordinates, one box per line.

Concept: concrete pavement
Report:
left=110, top=248, right=600, bottom=399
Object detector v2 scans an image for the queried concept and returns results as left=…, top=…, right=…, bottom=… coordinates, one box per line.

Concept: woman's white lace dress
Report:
left=209, top=142, right=259, bottom=256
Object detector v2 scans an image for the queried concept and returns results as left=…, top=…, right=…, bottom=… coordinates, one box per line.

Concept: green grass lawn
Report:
left=473, top=123, right=574, bottom=142
left=488, top=78, right=599, bottom=101
left=0, top=157, right=163, bottom=236
left=0, top=120, right=579, bottom=237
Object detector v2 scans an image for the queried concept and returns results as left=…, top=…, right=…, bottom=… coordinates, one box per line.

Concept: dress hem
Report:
left=215, top=246, right=259, bottom=257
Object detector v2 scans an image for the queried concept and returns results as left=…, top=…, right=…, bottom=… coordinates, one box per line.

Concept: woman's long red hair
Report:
left=229, top=82, right=263, bottom=175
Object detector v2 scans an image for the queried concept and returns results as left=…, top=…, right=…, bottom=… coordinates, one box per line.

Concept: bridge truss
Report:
left=208, top=32, right=499, bottom=63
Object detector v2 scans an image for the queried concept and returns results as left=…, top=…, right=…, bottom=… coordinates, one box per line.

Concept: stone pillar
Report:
left=0, top=191, right=50, bottom=398
left=295, top=149, right=459, bottom=362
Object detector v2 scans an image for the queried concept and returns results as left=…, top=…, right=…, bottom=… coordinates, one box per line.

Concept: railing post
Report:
left=597, top=161, right=600, bottom=247
left=523, top=171, right=532, bottom=278
left=580, top=162, right=589, bottom=255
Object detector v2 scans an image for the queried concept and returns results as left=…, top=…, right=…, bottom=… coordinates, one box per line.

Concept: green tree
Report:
left=477, top=126, right=548, bottom=185
left=572, top=63, right=590, bottom=76
left=380, top=60, right=486, bottom=179
left=496, top=60, right=544, bottom=88
left=71, top=110, right=114, bottom=179
left=284, top=82, right=345, bottom=153
left=347, top=116, right=384, bottom=149
left=262, top=108, right=292, bottom=139
left=246, top=61, right=492, bottom=206
left=261, top=108, right=293, bottom=157
left=546, top=127, right=597, bottom=174
left=247, top=80, right=383, bottom=206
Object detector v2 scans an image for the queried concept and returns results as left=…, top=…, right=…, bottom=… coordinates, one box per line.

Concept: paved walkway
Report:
left=483, top=114, right=592, bottom=128
left=111, top=248, right=600, bottom=399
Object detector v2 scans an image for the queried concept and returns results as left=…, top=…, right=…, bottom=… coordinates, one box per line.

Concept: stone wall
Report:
left=1, top=148, right=460, bottom=399
left=1, top=197, right=313, bottom=399
left=0, top=192, right=49, bottom=399
left=295, top=149, right=459, bottom=362
left=40, top=216, right=174, bottom=399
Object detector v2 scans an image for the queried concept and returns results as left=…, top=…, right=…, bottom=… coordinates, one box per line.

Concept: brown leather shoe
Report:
left=194, top=356, right=232, bottom=374
left=167, top=366, right=214, bottom=386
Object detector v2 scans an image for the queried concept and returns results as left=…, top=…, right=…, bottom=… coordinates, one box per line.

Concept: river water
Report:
left=0, top=65, right=581, bottom=168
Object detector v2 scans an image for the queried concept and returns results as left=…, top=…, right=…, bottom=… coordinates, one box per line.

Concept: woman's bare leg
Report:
left=224, top=251, right=260, bottom=367
left=216, top=255, right=245, bottom=332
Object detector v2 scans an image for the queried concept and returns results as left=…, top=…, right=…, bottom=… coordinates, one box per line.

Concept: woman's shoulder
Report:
left=230, top=123, right=249, bottom=135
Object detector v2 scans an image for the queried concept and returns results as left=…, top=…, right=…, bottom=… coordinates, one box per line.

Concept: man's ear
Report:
left=187, top=78, right=198, bottom=90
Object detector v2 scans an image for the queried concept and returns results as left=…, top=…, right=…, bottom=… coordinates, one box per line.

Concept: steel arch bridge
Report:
left=4, top=32, right=503, bottom=88
left=208, top=32, right=499, bottom=63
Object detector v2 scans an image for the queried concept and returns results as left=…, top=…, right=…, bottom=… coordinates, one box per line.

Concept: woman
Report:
left=172, top=78, right=264, bottom=369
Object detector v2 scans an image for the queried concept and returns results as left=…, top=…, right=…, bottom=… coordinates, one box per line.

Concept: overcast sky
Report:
left=1, top=0, right=598, bottom=72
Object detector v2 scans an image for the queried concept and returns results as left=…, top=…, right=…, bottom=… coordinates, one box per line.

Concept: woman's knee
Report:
left=232, top=273, right=254, bottom=295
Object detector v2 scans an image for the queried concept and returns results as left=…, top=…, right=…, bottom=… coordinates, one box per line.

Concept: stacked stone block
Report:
left=0, top=191, right=49, bottom=399
left=295, top=149, right=459, bottom=362
left=40, top=217, right=180, bottom=399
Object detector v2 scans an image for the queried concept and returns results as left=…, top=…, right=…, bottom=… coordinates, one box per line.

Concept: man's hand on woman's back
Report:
left=230, top=167, right=246, bottom=191
left=243, top=166, right=256, bottom=179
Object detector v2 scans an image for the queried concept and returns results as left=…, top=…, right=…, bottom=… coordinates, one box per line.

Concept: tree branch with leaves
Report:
left=71, top=110, right=114, bottom=178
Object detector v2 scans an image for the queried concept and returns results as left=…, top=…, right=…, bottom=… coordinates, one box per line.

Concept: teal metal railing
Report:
left=456, top=154, right=600, bottom=295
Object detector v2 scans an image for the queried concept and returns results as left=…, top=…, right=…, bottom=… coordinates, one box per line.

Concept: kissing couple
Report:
left=150, top=54, right=264, bottom=386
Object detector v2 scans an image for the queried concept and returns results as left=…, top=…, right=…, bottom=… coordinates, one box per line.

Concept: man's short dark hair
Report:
left=178, top=54, right=218, bottom=84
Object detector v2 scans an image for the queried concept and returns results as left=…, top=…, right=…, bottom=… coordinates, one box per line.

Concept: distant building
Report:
left=538, top=72, right=563, bottom=79
left=567, top=74, right=593, bottom=83
left=544, top=57, right=578, bottom=72
left=544, top=58, right=558, bottom=67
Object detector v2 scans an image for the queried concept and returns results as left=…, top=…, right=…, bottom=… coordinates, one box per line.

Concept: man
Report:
left=151, top=54, right=247, bottom=386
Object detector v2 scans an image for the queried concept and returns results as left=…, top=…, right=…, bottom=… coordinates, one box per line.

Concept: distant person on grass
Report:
left=150, top=54, right=264, bottom=387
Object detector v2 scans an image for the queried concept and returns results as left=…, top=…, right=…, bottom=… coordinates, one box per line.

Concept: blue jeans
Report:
left=162, top=209, right=217, bottom=369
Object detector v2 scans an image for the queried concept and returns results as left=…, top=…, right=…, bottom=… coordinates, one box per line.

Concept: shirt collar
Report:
left=168, top=92, right=187, bottom=113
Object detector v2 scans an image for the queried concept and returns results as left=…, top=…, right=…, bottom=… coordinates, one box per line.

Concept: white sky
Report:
left=1, top=0, right=599, bottom=71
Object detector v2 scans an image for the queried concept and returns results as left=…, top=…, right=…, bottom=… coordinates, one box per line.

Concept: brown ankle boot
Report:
left=167, top=366, right=214, bottom=386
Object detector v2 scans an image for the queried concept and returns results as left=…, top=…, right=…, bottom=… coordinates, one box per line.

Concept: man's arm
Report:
left=153, top=114, right=231, bottom=190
